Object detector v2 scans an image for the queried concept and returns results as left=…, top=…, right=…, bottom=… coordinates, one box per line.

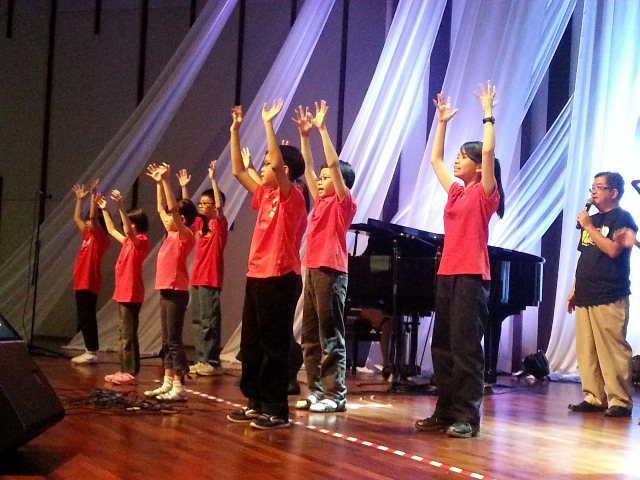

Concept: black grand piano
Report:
left=348, top=218, right=544, bottom=385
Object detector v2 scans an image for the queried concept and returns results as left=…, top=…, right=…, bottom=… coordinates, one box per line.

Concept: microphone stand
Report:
left=28, top=190, right=60, bottom=357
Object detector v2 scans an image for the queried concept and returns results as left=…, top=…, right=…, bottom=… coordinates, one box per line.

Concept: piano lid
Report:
left=350, top=218, right=544, bottom=264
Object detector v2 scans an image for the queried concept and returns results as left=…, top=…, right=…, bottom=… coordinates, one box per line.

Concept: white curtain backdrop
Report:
left=546, top=0, right=640, bottom=373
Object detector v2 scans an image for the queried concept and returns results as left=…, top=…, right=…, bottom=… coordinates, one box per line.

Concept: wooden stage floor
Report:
left=1, top=352, right=639, bottom=480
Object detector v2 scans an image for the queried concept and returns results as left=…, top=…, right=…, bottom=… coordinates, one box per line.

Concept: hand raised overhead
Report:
left=432, top=93, right=458, bottom=123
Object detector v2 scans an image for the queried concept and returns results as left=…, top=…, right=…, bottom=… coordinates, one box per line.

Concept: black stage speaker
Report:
left=0, top=338, right=65, bottom=452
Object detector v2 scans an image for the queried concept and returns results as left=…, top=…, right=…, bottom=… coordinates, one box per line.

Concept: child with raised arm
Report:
left=144, top=163, right=197, bottom=402
left=292, top=100, right=357, bottom=413
left=415, top=82, right=505, bottom=438
left=70, top=180, right=110, bottom=364
left=178, top=162, right=228, bottom=376
left=97, top=190, right=150, bottom=385
left=226, top=102, right=307, bottom=430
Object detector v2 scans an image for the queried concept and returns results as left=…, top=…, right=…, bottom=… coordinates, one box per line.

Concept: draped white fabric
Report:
left=394, top=0, right=576, bottom=234
left=0, top=0, right=238, bottom=337
left=546, top=0, right=640, bottom=373
left=341, top=0, right=447, bottom=224
left=65, top=0, right=337, bottom=354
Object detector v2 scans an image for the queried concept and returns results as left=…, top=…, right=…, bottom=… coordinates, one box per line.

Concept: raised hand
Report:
left=241, top=147, right=252, bottom=168
left=262, top=99, right=284, bottom=123
left=208, top=160, right=218, bottom=180
left=477, top=80, right=496, bottom=113
left=432, top=92, right=458, bottom=123
left=95, top=194, right=107, bottom=210
left=292, top=105, right=313, bottom=136
left=176, top=169, right=191, bottom=188
left=146, top=163, right=167, bottom=183
left=72, top=184, right=88, bottom=199
left=230, top=105, right=243, bottom=132
left=311, top=100, right=329, bottom=129
left=110, top=189, right=125, bottom=206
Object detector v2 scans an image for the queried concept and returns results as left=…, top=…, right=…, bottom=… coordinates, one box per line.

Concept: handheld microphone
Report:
left=575, top=198, right=593, bottom=230
left=631, top=179, right=640, bottom=195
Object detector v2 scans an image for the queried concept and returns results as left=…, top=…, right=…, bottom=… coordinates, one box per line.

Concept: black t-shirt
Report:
left=574, top=207, right=637, bottom=307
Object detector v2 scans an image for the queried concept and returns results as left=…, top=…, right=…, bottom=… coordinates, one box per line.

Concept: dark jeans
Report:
left=240, top=272, right=301, bottom=419
left=75, top=290, right=99, bottom=352
left=191, top=286, right=222, bottom=366
left=432, top=274, right=488, bottom=426
left=160, top=289, right=189, bottom=375
left=118, top=303, right=141, bottom=374
left=301, top=267, right=348, bottom=401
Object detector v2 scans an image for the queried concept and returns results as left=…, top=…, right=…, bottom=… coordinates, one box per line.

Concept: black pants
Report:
left=431, top=274, right=488, bottom=426
left=160, top=289, right=189, bottom=375
left=240, top=272, right=301, bottom=419
left=75, top=290, right=99, bottom=352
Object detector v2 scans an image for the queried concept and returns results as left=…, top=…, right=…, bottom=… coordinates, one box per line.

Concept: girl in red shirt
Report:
left=97, top=190, right=150, bottom=385
left=415, top=82, right=504, bottom=439
left=70, top=180, right=110, bottom=365
left=144, top=163, right=197, bottom=402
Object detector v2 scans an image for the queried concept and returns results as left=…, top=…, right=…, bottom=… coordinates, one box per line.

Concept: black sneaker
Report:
left=446, top=422, right=480, bottom=438
left=227, top=408, right=262, bottom=423
left=249, top=414, right=290, bottom=430
left=568, top=400, right=606, bottom=413
left=603, top=406, right=632, bottom=418
left=415, top=416, right=454, bottom=432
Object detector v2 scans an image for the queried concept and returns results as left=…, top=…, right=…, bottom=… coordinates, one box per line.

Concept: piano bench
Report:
left=345, top=315, right=382, bottom=374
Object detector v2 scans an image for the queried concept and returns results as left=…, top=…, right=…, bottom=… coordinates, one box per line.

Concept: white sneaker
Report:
left=196, top=363, right=215, bottom=376
left=295, top=394, right=320, bottom=410
left=71, top=351, right=99, bottom=365
left=144, top=377, right=173, bottom=397
left=189, top=362, right=204, bottom=375
left=156, top=388, right=187, bottom=402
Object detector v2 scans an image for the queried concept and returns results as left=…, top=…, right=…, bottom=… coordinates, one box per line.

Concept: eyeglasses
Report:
left=198, top=202, right=214, bottom=206
left=588, top=186, right=612, bottom=193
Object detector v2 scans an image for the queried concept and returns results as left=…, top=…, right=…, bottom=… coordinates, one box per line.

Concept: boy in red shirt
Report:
left=177, top=162, right=228, bottom=376
left=70, top=180, right=110, bottom=365
left=292, top=100, right=357, bottom=413
left=226, top=102, right=307, bottom=430
left=97, top=190, right=150, bottom=385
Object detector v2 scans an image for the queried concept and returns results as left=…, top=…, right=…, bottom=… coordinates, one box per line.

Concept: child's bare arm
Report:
left=312, top=100, right=347, bottom=200
left=147, top=164, right=171, bottom=231
left=159, top=163, right=191, bottom=240
left=97, top=194, right=125, bottom=244
left=430, top=93, right=457, bottom=193
left=111, top=189, right=141, bottom=246
left=71, top=184, right=88, bottom=232
left=478, top=80, right=497, bottom=196
left=208, top=160, right=224, bottom=218
left=293, top=105, right=318, bottom=200
left=176, top=169, right=191, bottom=201
left=241, top=147, right=262, bottom=184
left=87, top=179, right=101, bottom=231
left=230, top=106, right=259, bottom=194
left=262, top=100, right=291, bottom=198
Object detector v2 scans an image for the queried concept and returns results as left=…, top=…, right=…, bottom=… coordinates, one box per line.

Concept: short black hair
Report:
left=594, top=171, right=625, bottom=199
left=127, top=208, right=149, bottom=233
left=178, top=198, right=198, bottom=227
left=279, top=145, right=304, bottom=181
left=201, top=188, right=226, bottom=205
left=320, top=160, right=356, bottom=189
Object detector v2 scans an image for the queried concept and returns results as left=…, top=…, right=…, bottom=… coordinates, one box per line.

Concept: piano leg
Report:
left=482, top=313, right=503, bottom=385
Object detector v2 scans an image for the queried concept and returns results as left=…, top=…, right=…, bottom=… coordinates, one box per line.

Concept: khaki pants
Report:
left=575, top=298, right=633, bottom=409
